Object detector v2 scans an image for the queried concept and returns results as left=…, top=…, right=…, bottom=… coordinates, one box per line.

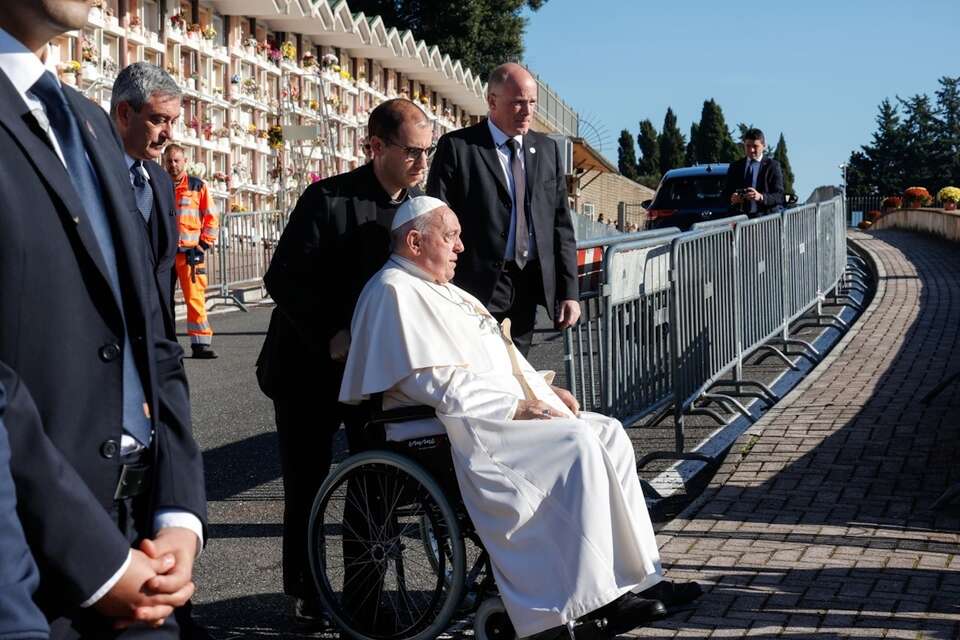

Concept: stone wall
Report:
left=873, top=208, right=960, bottom=242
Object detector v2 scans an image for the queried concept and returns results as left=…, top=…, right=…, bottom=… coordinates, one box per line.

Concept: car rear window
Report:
left=653, top=175, right=727, bottom=209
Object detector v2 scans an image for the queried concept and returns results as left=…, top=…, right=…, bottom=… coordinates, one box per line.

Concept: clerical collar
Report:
left=366, top=162, right=408, bottom=206
left=390, top=255, right=438, bottom=283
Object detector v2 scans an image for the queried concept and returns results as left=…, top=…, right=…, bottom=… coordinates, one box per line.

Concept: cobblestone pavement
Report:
left=632, top=229, right=960, bottom=638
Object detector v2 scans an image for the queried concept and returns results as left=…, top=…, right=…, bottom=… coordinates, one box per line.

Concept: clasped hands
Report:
left=515, top=384, right=580, bottom=420
left=95, top=527, right=198, bottom=629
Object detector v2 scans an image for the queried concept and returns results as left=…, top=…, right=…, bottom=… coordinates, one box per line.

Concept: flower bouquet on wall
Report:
left=202, top=25, right=217, bottom=41
left=169, top=11, right=185, bottom=33
left=881, top=195, right=902, bottom=212
left=903, top=187, right=932, bottom=208
left=937, top=186, right=960, bottom=211
left=58, top=60, right=81, bottom=86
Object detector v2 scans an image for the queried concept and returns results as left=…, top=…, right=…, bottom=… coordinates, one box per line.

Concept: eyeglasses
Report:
left=385, top=139, right=436, bottom=161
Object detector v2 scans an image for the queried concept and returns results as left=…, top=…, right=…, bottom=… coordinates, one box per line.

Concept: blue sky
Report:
left=522, top=0, right=959, bottom=199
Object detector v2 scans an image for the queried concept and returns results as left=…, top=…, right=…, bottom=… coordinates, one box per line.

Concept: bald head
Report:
left=486, top=63, right=537, bottom=136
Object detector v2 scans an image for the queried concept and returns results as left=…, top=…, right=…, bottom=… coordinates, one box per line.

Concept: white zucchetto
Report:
left=391, top=195, right=448, bottom=230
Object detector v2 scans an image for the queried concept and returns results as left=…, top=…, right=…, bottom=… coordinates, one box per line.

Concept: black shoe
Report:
left=639, top=580, right=703, bottom=608
left=584, top=592, right=666, bottom=636
left=292, top=597, right=331, bottom=627
left=191, top=344, right=218, bottom=359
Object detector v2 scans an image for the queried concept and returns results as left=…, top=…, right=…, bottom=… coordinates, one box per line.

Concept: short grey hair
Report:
left=110, top=62, right=181, bottom=119
left=390, top=208, right=440, bottom=252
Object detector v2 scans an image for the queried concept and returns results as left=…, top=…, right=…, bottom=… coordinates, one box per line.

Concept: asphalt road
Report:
left=184, top=288, right=862, bottom=638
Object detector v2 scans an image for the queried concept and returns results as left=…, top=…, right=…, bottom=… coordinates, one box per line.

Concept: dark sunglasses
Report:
left=385, top=139, right=437, bottom=160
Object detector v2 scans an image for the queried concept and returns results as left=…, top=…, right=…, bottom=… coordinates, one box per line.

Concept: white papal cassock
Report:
left=340, top=256, right=663, bottom=637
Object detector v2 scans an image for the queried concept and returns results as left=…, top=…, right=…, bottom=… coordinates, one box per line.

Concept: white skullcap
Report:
left=391, top=195, right=448, bottom=231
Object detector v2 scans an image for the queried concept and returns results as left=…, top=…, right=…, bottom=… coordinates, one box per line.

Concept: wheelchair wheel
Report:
left=308, top=451, right=466, bottom=640
left=474, top=597, right=516, bottom=640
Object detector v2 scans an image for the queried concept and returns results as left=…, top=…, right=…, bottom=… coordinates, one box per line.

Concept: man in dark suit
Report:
left=722, top=127, right=785, bottom=217
left=111, top=62, right=179, bottom=340
left=0, top=2, right=206, bottom=636
left=0, top=365, right=49, bottom=640
left=426, top=62, right=579, bottom=355
left=256, top=98, right=428, bottom=622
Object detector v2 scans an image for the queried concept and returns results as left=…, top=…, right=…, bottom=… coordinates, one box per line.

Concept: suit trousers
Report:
left=49, top=488, right=181, bottom=639
left=487, top=260, right=545, bottom=357
left=272, top=366, right=346, bottom=600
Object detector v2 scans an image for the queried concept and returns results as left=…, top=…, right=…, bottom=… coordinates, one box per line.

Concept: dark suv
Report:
left=644, top=164, right=733, bottom=230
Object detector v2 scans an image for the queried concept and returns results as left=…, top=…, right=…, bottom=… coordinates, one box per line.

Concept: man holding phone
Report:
left=723, top=128, right=785, bottom=217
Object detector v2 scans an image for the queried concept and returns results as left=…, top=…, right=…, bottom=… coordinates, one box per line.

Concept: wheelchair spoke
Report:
left=312, top=453, right=465, bottom=640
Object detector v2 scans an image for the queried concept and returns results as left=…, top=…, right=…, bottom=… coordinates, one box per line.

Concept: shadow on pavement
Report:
left=653, top=562, right=960, bottom=639
left=204, top=432, right=281, bottom=501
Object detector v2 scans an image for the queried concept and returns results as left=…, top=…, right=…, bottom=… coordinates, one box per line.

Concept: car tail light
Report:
left=646, top=209, right=674, bottom=220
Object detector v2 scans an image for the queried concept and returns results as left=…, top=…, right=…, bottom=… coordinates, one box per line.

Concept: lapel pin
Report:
left=529, top=147, right=536, bottom=154
left=85, top=120, right=97, bottom=138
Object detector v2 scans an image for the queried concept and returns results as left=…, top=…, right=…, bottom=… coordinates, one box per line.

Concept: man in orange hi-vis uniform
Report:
left=164, top=144, right=218, bottom=358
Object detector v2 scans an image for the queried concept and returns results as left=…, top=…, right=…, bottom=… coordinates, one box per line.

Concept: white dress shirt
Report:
left=0, top=27, right=202, bottom=608
left=487, top=119, right=537, bottom=262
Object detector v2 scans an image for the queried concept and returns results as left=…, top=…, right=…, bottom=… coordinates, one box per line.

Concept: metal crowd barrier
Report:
left=563, top=196, right=857, bottom=469
left=203, top=209, right=289, bottom=311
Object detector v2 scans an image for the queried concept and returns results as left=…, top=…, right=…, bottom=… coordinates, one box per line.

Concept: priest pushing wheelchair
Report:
left=307, top=197, right=702, bottom=640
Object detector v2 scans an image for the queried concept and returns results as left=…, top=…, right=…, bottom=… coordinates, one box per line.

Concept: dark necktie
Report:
left=745, top=159, right=759, bottom=213
left=30, top=71, right=152, bottom=446
left=506, top=139, right=529, bottom=268
left=131, top=160, right=153, bottom=223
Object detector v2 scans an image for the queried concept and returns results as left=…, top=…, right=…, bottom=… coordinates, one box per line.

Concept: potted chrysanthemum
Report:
left=903, top=187, right=932, bottom=209
left=937, top=186, right=960, bottom=211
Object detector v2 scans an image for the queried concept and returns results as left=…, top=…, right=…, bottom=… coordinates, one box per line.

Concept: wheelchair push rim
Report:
left=308, top=450, right=466, bottom=640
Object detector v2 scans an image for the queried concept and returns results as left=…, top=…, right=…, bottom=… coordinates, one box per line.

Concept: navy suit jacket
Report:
left=426, top=120, right=578, bottom=317
left=0, top=368, right=48, bottom=640
left=0, top=70, right=206, bottom=615
left=722, top=156, right=786, bottom=215
left=142, top=159, right=178, bottom=339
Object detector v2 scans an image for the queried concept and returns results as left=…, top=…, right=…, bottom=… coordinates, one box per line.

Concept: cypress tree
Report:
left=694, top=99, right=737, bottom=164
left=684, top=123, right=698, bottom=166
left=772, top=133, right=795, bottom=196
left=616, top=129, right=639, bottom=180
left=636, top=119, right=660, bottom=178
left=657, top=107, right=686, bottom=175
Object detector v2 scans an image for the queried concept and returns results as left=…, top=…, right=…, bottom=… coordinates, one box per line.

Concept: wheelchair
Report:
left=306, top=396, right=516, bottom=640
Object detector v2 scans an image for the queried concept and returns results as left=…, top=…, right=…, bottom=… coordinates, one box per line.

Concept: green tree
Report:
left=934, top=76, right=960, bottom=187
left=616, top=129, right=639, bottom=180
left=684, top=123, right=698, bottom=166
left=845, top=150, right=873, bottom=197
left=346, top=0, right=549, bottom=80
left=636, top=119, right=659, bottom=178
left=898, top=94, right=939, bottom=191
left=857, top=99, right=907, bottom=195
left=771, top=133, right=795, bottom=196
left=657, top=107, right=686, bottom=175
left=694, top=99, right=738, bottom=164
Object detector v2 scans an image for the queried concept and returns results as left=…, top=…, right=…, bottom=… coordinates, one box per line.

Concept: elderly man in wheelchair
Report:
left=308, top=197, right=701, bottom=640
